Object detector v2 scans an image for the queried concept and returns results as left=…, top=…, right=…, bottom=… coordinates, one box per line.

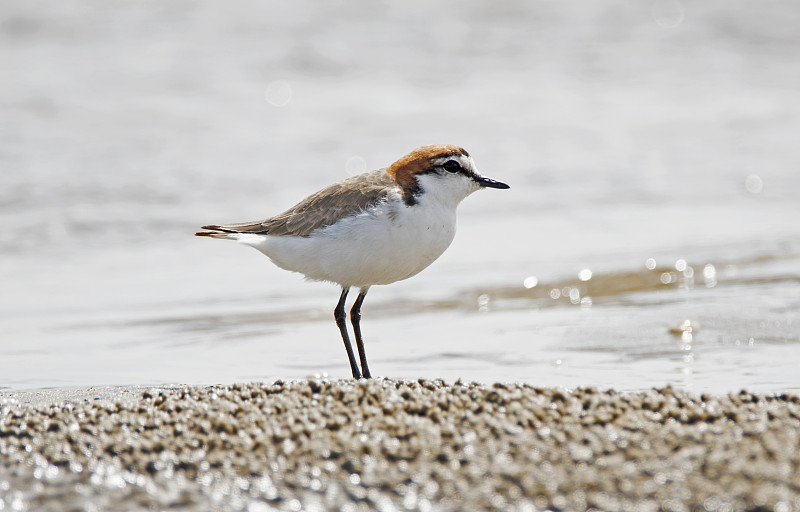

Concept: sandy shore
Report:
left=1, top=379, right=799, bottom=511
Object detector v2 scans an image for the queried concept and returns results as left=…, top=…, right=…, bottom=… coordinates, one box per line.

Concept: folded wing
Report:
left=196, top=169, right=397, bottom=238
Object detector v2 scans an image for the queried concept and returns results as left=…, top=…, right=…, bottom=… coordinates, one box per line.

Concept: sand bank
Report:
left=1, top=379, right=799, bottom=511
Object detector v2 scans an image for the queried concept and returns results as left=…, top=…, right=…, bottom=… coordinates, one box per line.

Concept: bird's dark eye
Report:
left=442, top=160, right=461, bottom=173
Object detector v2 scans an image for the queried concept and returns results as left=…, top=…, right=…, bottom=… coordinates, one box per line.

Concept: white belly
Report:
left=240, top=200, right=458, bottom=288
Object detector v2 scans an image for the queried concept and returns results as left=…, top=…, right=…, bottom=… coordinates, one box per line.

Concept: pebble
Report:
left=1, top=380, right=799, bottom=511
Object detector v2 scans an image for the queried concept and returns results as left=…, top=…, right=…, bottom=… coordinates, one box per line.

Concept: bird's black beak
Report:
left=475, top=176, right=510, bottom=189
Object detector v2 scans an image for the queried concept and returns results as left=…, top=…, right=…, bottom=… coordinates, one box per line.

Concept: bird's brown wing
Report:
left=199, top=169, right=397, bottom=238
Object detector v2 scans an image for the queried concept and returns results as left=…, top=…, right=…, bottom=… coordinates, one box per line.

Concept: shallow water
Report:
left=2, top=0, right=799, bottom=394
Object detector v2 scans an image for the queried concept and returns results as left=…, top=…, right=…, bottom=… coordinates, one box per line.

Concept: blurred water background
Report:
left=1, top=0, right=798, bottom=393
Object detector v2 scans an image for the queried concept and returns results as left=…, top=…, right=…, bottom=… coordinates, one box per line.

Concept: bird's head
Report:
left=388, top=144, right=509, bottom=207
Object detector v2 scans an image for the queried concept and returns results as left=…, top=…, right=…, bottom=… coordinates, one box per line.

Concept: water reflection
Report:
left=264, top=80, right=293, bottom=107
left=651, top=0, right=685, bottom=28
left=4, top=248, right=797, bottom=393
left=744, top=174, right=764, bottom=194
left=522, top=276, right=538, bottom=289
left=669, top=319, right=694, bottom=347
left=148, top=252, right=799, bottom=342
left=702, top=264, right=717, bottom=288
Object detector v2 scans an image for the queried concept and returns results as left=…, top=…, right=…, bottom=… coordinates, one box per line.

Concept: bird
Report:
left=196, top=144, right=509, bottom=379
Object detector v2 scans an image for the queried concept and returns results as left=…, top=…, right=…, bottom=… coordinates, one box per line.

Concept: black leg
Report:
left=334, top=287, right=361, bottom=379
left=350, top=287, right=371, bottom=379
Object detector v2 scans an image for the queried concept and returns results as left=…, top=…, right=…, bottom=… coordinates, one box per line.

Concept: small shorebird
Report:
left=197, top=144, right=509, bottom=379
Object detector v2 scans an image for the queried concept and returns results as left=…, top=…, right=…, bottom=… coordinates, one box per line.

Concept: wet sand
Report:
left=2, top=379, right=799, bottom=511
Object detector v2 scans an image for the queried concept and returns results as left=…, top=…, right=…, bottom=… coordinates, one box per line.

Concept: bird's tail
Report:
left=195, top=225, right=239, bottom=240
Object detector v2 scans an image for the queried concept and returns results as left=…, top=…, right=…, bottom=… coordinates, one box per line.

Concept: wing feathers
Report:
left=196, top=169, right=397, bottom=238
